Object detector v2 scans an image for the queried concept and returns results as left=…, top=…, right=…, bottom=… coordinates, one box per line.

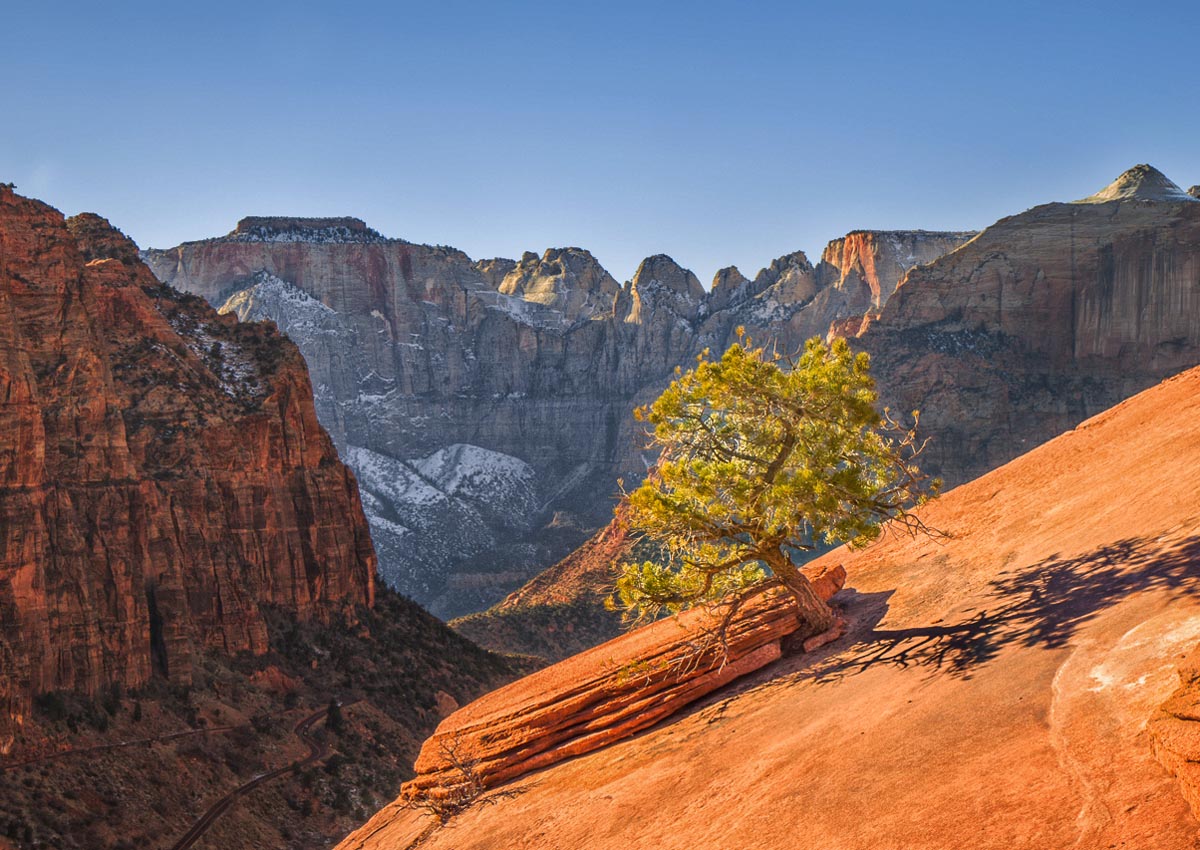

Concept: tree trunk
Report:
left=766, top=552, right=835, bottom=636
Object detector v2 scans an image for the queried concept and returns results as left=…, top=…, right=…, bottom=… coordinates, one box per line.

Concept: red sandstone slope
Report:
left=0, top=187, right=375, bottom=745
left=450, top=508, right=636, bottom=660
left=341, top=364, right=1200, bottom=850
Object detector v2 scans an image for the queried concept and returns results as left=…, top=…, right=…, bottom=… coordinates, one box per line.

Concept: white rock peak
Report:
left=1075, top=164, right=1199, bottom=204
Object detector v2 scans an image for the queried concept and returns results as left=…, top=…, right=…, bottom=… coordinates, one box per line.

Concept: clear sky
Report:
left=3, top=0, right=1198, bottom=284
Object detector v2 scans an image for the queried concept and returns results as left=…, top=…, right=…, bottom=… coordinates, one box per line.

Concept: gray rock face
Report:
left=497, top=248, right=620, bottom=321
left=853, top=167, right=1200, bottom=486
left=143, top=221, right=973, bottom=616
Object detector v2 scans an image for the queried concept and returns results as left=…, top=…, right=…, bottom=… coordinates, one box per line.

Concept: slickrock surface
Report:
left=340, top=364, right=1200, bottom=850
left=146, top=222, right=968, bottom=614
left=0, top=188, right=375, bottom=745
left=404, top=563, right=845, bottom=799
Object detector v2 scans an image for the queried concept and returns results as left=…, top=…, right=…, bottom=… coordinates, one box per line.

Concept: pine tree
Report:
left=614, top=333, right=938, bottom=636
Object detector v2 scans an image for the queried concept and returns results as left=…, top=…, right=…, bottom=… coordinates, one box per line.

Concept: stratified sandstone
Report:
left=405, top=563, right=845, bottom=798
left=1150, top=644, right=1200, bottom=819
left=0, top=188, right=375, bottom=744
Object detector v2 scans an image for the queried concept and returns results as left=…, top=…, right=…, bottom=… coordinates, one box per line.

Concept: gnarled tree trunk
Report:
left=765, top=552, right=835, bottom=636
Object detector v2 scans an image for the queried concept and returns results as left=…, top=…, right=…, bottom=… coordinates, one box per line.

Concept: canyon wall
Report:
left=145, top=222, right=972, bottom=616
left=0, top=188, right=376, bottom=738
left=853, top=166, right=1200, bottom=484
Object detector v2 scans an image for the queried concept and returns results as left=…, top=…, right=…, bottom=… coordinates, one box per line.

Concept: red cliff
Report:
left=0, top=187, right=375, bottom=744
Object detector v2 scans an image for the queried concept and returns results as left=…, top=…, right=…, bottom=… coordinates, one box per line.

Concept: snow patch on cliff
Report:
left=343, top=443, right=544, bottom=617
left=475, top=289, right=569, bottom=330
left=165, top=311, right=264, bottom=401
left=346, top=446, right=446, bottom=509
left=415, top=444, right=541, bottom=522
left=220, top=272, right=336, bottom=331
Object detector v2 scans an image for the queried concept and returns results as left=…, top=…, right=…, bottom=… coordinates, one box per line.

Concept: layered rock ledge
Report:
left=1150, top=644, right=1200, bottom=818
left=403, top=563, right=845, bottom=798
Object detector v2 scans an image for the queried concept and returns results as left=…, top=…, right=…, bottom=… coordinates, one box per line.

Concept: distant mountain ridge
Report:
left=144, top=222, right=973, bottom=616
left=458, top=164, right=1200, bottom=659
left=146, top=164, right=1200, bottom=625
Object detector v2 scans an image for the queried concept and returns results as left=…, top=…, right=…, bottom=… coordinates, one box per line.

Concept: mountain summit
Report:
left=1075, top=163, right=1198, bottom=204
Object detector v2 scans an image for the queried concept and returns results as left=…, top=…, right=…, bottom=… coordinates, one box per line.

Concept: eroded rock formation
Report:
left=1150, top=643, right=1200, bottom=820
left=144, top=223, right=971, bottom=615
left=0, top=188, right=375, bottom=742
left=404, top=563, right=845, bottom=799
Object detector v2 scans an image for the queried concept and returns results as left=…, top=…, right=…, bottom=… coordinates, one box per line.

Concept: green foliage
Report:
left=614, top=333, right=938, bottom=620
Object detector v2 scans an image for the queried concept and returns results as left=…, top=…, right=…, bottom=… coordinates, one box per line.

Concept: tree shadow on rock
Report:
left=806, top=534, right=1200, bottom=685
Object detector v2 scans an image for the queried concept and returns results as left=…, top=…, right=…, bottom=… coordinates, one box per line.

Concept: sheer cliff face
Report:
left=0, top=189, right=375, bottom=737
left=818, top=229, right=978, bottom=309
left=853, top=166, right=1200, bottom=485
left=145, top=221, right=969, bottom=616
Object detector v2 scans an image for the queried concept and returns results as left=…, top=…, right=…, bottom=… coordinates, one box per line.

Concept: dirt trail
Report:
left=168, top=702, right=349, bottom=850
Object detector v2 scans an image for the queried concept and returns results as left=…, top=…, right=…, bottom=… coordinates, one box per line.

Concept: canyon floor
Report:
left=340, top=365, right=1200, bottom=850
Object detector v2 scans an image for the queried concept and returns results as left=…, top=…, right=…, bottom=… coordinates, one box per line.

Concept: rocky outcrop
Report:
left=339, top=360, right=1200, bottom=850
left=1150, top=644, right=1200, bottom=819
left=144, top=224, right=968, bottom=616
left=404, top=563, right=845, bottom=799
left=1075, top=163, right=1199, bottom=204
left=816, top=229, right=977, bottom=310
left=849, top=165, right=1200, bottom=485
left=0, top=187, right=375, bottom=741
left=496, top=248, right=620, bottom=321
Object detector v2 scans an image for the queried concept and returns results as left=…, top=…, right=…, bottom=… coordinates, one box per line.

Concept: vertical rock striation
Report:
left=0, top=188, right=375, bottom=741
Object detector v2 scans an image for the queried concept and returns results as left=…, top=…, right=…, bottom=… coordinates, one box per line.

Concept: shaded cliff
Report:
left=450, top=508, right=638, bottom=661
left=0, top=186, right=378, bottom=736
left=339, top=360, right=1200, bottom=850
left=144, top=224, right=971, bottom=615
left=853, top=164, right=1200, bottom=484
left=0, top=189, right=523, bottom=850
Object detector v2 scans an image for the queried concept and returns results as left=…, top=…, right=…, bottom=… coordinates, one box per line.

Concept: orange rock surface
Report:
left=0, top=188, right=375, bottom=743
left=403, top=564, right=845, bottom=798
left=340, top=364, right=1200, bottom=850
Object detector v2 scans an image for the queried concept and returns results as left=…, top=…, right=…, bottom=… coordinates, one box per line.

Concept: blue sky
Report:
left=3, top=0, right=1198, bottom=283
